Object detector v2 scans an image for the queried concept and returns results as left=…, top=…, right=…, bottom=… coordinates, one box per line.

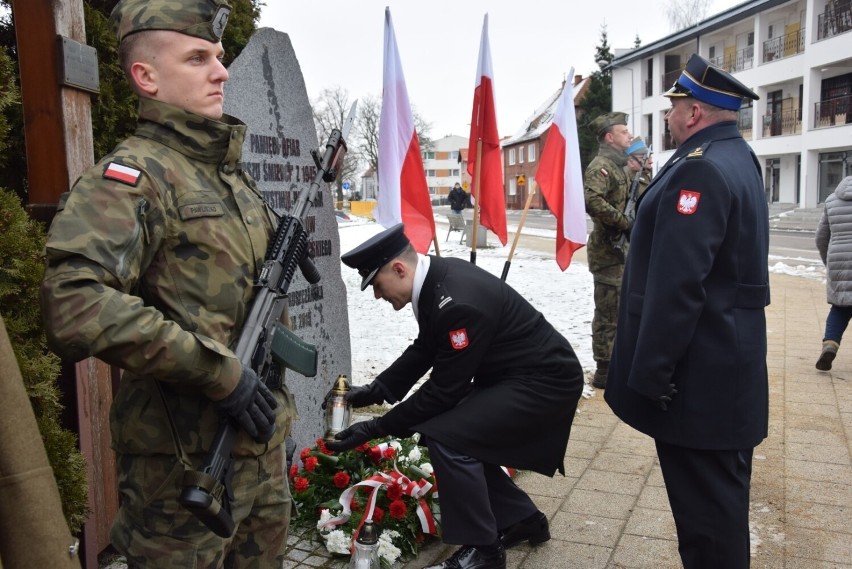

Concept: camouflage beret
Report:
left=588, top=112, right=628, bottom=136
left=110, top=0, right=232, bottom=44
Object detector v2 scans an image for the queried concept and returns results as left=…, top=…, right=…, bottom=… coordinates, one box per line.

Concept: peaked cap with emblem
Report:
left=341, top=223, right=411, bottom=290
left=588, top=112, right=628, bottom=137
left=664, top=53, right=759, bottom=111
left=110, top=0, right=232, bottom=44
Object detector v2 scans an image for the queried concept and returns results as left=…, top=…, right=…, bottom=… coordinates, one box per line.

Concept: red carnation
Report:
left=350, top=496, right=361, bottom=512
left=304, top=456, right=319, bottom=472
left=293, top=476, right=309, bottom=493
left=383, top=447, right=396, bottom=459
left=288, top=464, right=298, bottom=479
left=299, top=448, right=311, bottom=461
left=355, top=442, right=371, bottom=452
left=373, top=506, right=385, bottom=524
left=389, top=499, right=407, bottom=519
left=333, top=471, right=351, bottom=489
left=386, top=482, right=403, bottom=501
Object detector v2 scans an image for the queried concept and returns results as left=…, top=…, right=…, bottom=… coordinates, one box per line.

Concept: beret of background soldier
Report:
left=664, top=52, right=760, bottom=110
left=588, top=111, right=628, bottom=137
left=110, top=0, right=232, bottom=43
left=341, top=223, right=411, bottom=290
left=625, top=136, right=649, bottom=157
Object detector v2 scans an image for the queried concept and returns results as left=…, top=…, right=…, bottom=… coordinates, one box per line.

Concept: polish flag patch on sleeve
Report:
left=449, top=328, right=469, bottom=350
left=103, top=162, right=142, bottom=186
left=676, top=189, right=700, bottom=215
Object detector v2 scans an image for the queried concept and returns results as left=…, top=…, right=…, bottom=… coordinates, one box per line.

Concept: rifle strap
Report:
left=153, top=379, right=194, bottom=471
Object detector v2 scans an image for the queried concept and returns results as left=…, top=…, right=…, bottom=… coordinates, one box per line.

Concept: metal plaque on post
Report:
left=58, top=35, right=99, bottom=94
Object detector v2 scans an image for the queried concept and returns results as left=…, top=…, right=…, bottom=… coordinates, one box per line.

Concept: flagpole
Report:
left=432, top=235, right=441, bottom=256
left=500, top=186, right=536, bottom=281
left=470, top=139, right=483, bottom=265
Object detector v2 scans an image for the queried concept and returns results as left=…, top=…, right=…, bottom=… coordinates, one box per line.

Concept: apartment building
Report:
left=423, top=134, right=467, bottom=203
left=610, top=0, right=851, bottom=205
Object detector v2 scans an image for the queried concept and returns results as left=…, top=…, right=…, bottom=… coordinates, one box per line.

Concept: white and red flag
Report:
left=535, top=68, right=587, bottom=270
left=466, top=13, right=507, bottom=246
left=375, top=7, right=436, bottom=253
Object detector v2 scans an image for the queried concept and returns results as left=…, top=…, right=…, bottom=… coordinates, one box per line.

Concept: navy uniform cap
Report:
left=341, top=223, right=411, bottom=290
left=664, top=53, right=759, bottom=110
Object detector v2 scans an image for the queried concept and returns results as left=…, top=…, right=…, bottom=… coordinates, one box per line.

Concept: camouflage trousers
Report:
left=112, top=444, right=292, bottom=568
left=592, top=266, right=624, bottom=363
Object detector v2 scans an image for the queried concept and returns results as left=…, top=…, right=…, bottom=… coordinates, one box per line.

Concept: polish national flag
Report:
left=535, top=68, right=587, bottom=270
left=375, top=7, right=436, bottom=253
left=466, top=13, right=507, bottom=246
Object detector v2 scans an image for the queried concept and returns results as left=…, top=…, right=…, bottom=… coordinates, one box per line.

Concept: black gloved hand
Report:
left=325, top=418, right=384, bottom=453
left=321, top=381, right=385, bottom=410
left=218, top=364, right=279, bottom=443
left=655, top=383, right=678, bottom=411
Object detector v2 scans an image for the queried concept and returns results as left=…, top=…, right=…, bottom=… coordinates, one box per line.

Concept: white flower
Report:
left=324, top=529, right=352, bottom=555
left=408, top=446, right=422, bottom=462
left=419, top=462, right=434, bottom=475
left=378, top=530, right=402, bottom=565
left=389, top=440, right=402, bottom=452
left=411, top=432, right=421, bottom=443
left=317, top=508, right=333, bottom=531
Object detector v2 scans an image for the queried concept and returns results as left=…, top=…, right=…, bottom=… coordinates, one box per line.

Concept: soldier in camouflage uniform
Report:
left=584, top=112, right=633, bottom=389
left=40, top=1, right=295, bottom=567
left=624, top=136, right=654, bottom=199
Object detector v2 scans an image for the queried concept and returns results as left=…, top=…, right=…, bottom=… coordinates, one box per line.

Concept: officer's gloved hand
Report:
left=322, top=381, right=385, bottom=410
left=655, top=384, right=678, bottom=411
left=218, top=364, right=279, bottom=443
left=326, top=418, right=384, bottom=453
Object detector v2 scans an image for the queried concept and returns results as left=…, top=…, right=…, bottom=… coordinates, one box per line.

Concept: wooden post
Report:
left=12, top=1, right=118, bottom=568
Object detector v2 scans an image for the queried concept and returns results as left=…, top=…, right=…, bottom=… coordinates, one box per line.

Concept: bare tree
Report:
left=664, top=0, right=712, bottom=31
left=311, top=86, right=362, bottom=204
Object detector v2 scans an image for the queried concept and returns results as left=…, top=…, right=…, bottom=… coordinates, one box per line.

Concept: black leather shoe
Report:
left=422, top=544, right=506, bottom=569
left=498, top=511, right=550, bottom=549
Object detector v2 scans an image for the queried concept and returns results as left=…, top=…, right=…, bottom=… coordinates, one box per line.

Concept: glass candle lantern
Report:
left=347, top=519, right=380, bottom=569
left=324, top=374, right=352, bottom=442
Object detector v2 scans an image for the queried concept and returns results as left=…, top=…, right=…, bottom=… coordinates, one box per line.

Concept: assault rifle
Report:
left=179, top=101, right=358, bottom=538
left=618, top=144, right=652, bottom=249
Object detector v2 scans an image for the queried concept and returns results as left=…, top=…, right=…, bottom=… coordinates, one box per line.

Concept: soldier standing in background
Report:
left=583, top=112, right=633, bottom=389
left=40, top=1, right=296, bottom=567
left=624, top=136, right=654, bottom=199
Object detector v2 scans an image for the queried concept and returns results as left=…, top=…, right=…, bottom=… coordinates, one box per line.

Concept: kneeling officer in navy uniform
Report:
left=330, top=224, right=585, bottom=569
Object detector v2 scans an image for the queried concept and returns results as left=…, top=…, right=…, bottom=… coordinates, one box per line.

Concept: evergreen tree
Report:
left=578, top=25, right=613, bottom=171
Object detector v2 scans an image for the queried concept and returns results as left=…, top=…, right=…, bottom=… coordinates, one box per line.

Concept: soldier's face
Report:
left=370, top=261, right=413, bottom=311
left=607, top=125, right=632, bottom=152
left=144, top=32, right=229, bottom=119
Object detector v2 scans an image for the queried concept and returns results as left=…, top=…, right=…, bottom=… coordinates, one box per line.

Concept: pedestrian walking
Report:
left=815, top=175, right=852, bottom=370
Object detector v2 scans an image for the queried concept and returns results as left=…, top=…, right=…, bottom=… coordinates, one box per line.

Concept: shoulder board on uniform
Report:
left=686, top=142, right=711, bottom=160
left=599, top=168, right=609, bottom=177
left=438, top=295, right=453, bottom=310
left=103, top=162, right=142, bottom=186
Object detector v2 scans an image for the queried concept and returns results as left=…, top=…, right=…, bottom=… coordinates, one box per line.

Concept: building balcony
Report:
left=762, top=108, right=802, bottom=137
left=709, top=45, right=755, bottom=73
left=814, top=96, right=850, bottom=128
left=817, top=1, right=852, bottom=40
left=762, top=29, right=804, bottom=63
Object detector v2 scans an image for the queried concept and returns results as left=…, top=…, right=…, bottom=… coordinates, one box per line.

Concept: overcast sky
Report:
left=258, top=0, right=744, bottom=139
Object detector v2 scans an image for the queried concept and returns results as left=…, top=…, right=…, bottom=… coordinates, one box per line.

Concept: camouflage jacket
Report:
left=584, top=144, right=631, bottom=274
left=41, top=99, right=289, bottom=457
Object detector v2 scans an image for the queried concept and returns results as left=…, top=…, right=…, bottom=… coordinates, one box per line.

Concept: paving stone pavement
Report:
left=102, top=212, right=852, bottom=568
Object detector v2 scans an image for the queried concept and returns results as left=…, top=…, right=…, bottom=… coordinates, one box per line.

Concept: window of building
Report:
left=528, top=143, right=536, bottom=162
left=451, top=169, right=460, bottom=176
left=450, top=151, right=459, bottom=160
left=519, top=146, right=525, bottom=164
left=819, top=152, right=850, bottom=203
left=426, top=169, right=436, bottom=177
left=424, top=151, right=435, bottom=160
left=508, top=176, right=517, bottom=196
left=508, top=148, right=515, bottom=165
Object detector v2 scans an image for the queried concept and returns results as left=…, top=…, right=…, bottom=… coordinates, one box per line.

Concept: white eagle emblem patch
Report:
left=677, top=190, right=700, bottom=215
left=449, top=328, right=469, bottom=350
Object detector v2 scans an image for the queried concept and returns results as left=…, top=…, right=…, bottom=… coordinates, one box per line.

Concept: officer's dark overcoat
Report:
left=376, top=256, right=584, bottom=476
left=605, top=122, right=770, bottom=450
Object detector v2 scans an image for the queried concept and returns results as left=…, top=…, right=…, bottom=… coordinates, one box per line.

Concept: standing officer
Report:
left=605, top=53, right=767, bottom=569
left=329, top=224, right=585, bottom=569
left=584, top=112, right=633, bottom=389
left=40, top=1, right=295, bottom=567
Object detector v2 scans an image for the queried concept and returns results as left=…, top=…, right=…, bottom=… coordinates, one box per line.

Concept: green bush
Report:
left=0, top=188, right=89, bottom=533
